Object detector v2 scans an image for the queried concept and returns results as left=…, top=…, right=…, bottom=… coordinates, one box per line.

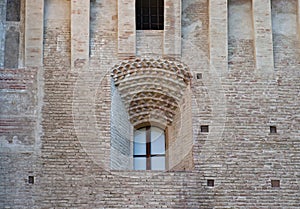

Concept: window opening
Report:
left=271, top=180, right=280, bottom=188
left=207, top=179, right=214, bottom=187
left=134, top=126, right=166, bottom=170
left=270, top=126, right=277, bottom=134
left=136, top=0, right=164, bottom=30
left=201, top=125, right=209, bottom=133
left=28, top=176, right=34, bottom=184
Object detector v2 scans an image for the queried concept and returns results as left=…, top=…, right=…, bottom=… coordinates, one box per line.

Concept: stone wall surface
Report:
left=0, top=0, right=299, bottom=208
left=272, top=0, right=300, bottom=68
left=1, top=0, right=26, bottom=68
left=110, top=84, right=132, bottom=170
left=0, top=0, right=5, bottom=68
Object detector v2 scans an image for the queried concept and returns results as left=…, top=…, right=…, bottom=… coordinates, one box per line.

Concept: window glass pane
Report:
left=134, top=128, right=146, bottom=155
left=141, top=0, right=149, bottom=7
left=149, top=0, right=156, bottom=7
left=142, top=16, right=149, bottom=22
left=136, top=0, right=141, bottom=7
left=142, top=8, right=149, bottom=14
left=134, top=157, right=147, bottom=170
left=150, top=25, right=157, bottom=30
left=158, top=7, right=164, bottom=15
left=150, top=7, right=157, bottom=14
left=159, top=16, right=163, bottom=24
left=151, top=127, right=165, bottom=154
left=142, top=24, right=150, bottom=30
left=158, top=0, right=164, bottom=7
left=151, top=156, right=165, bottom=170
left=151, top=16, right=158, bottom=24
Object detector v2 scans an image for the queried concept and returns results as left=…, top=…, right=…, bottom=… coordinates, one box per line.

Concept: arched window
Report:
left=136, top=0, right=164, bottom=30
left=110, top=58, right=193, bottom=171
left=134, top=126, right=166, bottom=170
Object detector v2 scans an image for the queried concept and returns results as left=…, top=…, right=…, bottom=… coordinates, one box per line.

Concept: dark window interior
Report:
left=207, top=179, right=214, bottom=187
left=201, top=125, right=209, bottom=133
left=271, top=180, right=280, bottom=188
left=136, top=0, right=164, bottom=30
left=270, top=126, right=277, bottom=134
left=28, top=176, right=34, bottom=184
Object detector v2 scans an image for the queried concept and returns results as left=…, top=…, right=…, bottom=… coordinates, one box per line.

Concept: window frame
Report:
left=133, top=126, right=166, bottom=170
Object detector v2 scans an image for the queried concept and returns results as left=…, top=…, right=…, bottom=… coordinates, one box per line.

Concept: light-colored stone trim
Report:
left=252, top=0, right=274, bottom=75
left=164, top=0, right=181, bottom=57
left=25, top=0, right=44, bottom=67
left=209, top=0, right=228, bottom=75
left=71, top=0, right=90, bottom=71
left=118, top=0, right=136, bottom=57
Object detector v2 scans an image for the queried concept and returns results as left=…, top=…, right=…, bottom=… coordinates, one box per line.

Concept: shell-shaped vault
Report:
left=111, top=57, right=192, bottom=127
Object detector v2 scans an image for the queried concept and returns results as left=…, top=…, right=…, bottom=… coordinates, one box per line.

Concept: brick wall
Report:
left=0, top=67, right=39, bottom=208
left=1, top=0, right=300, bottom=208
left=111, top=84, right=132, bottom=170
left=136, top=30, right=163, bottom=56
left=168, top=88, right=194, bottom=171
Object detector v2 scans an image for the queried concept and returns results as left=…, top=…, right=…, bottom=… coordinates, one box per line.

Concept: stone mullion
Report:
left=146, top=126, right=151, bottom=170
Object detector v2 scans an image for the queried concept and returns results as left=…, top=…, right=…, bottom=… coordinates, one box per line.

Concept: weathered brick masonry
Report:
left=0, top=0, right=299, bottom=208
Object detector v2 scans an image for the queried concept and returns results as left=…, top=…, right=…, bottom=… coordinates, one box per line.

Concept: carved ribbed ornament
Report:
left=111, top=57, right=192, bottom=127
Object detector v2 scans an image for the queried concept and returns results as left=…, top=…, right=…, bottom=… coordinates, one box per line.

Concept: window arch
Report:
left=134, top=126, right=166, bottom=170
left=110, top=58, right=193, bottom=171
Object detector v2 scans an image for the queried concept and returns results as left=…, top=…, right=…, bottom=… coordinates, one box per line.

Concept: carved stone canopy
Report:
left=111, top=57, right=192, bottom=127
